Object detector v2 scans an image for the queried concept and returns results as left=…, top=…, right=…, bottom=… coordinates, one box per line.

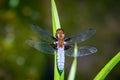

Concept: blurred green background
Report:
left=0, top=0, right=120, bottom=80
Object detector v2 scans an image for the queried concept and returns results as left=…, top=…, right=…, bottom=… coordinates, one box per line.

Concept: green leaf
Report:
left=51, top=0, right=60, bottom=33
left=51, top=0, right=64, bottom=80
left=94, top=52, right=120, bottom=80
left=68, top=43, right=77, bottom=80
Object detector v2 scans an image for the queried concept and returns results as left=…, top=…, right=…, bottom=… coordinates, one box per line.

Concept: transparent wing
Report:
left=26, top=38, right=54, bottom=54
left=30, top=24, right=54, bottom=43
left=66, top=28, right=96, bottom=44
left=65, top=45, right=97, bottom=57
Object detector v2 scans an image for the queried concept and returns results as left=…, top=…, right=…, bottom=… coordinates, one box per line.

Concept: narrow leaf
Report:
left=68, top=43, right=77, bottom=80
left=51, top=0, right=64, bottom=80
left=94, top=52, right=120, bottom=80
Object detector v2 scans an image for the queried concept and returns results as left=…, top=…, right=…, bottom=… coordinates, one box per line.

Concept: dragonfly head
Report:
left=56, top=28, right=65, bottom=39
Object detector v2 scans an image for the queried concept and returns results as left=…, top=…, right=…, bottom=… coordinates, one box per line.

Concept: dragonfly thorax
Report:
left=56, top=28, right=65, bottom=48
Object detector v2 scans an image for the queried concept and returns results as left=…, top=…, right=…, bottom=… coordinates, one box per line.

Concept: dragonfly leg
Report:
left=52, top=36, right=58, bottom=41
left=64, top=45, right=71, bottom=50
left=50, top=44, right=57, bottom=50
left=65, top=38, right=71, bottom=41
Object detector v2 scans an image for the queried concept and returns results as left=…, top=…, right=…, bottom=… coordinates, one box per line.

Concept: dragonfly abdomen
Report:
left=57, top=48, right=65, bottom=73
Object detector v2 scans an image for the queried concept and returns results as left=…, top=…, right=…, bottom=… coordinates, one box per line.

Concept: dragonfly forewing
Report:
left=66, top=28, right=96, bottom=44
left=65, top=45, right=97, bottom=57
left=26, top=38, right=55, bottom=54
left=30, top=24, right=54, bottom=43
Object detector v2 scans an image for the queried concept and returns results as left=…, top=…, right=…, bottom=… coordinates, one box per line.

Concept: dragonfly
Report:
left=26, top=24, right=97, bottom=74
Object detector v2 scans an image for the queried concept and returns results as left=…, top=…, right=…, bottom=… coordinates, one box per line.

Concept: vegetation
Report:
left=0, top=0, right=120, bottom=80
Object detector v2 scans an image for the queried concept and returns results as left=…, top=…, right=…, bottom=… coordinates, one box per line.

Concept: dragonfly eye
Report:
left=56, top=29, right=64, bottom=34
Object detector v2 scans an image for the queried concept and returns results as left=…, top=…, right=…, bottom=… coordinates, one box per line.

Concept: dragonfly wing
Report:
left=66, top=28, right=96, bottom=44
left=65, top=46, right=97, bottom=57
left=26, top=38, right=54, bottom=54
left=30, top=24, right=54, bottom=43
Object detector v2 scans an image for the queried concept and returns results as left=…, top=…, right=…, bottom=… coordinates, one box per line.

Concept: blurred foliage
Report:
left=0, top=0, right=120, bottom=80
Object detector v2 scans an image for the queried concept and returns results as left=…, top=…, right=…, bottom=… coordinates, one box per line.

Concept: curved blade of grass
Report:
left=68, top=43, right=78, bottom=80
left=51, top=0, right=60, bottom=31
left=94, top=52, right=120, bottom=80
left=51, top=0, right=64, bottom=80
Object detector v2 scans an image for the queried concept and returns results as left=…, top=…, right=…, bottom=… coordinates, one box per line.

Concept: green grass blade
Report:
left=68, top=43, right=78, bottom=80
left=51, top=0, right=64, bottom=80
left=51, top=0, right=60, bottom=32
left=94, top=52, right=120, bottom=80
